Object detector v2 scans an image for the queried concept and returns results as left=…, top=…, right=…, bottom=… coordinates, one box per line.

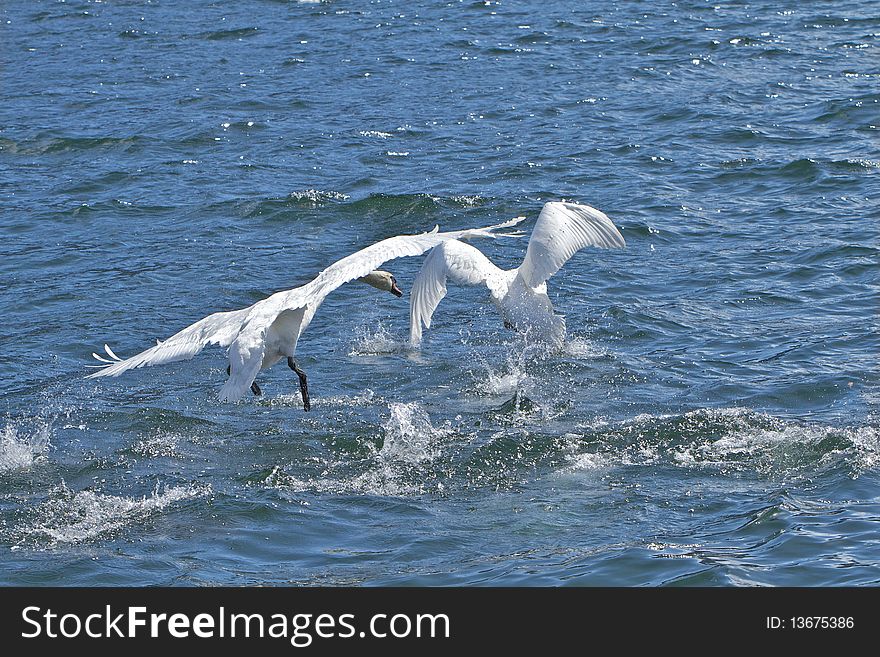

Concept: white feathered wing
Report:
left=408, top=201, right=625, bottom=346
left=89, top=217, right=526, bottom=401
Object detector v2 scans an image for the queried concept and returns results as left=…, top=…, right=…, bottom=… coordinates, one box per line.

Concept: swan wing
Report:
left=409, top=240, right=505, bottom=346
left=87, top=306, right=252, bottom=378
left=87, top=216, right=526, bottom=395
left=268, top=216, right=525, bottom=312
left=517, top=201, right=625, bottom=288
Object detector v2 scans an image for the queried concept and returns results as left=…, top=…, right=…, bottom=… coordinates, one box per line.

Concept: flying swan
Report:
left=409, top=201, right=625, bottom=347
left=88, top=218, right=524, bottom=408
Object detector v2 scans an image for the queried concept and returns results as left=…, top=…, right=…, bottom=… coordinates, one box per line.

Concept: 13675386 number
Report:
left=790, top=617, right=854, bottom=629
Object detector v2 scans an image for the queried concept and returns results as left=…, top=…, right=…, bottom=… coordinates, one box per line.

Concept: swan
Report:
left=409, top=201, right=625, bottom=347
left=87, top=217, right=525, bottom=407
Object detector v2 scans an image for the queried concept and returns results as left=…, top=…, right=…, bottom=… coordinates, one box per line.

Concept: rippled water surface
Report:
left=1, top=0, right=878, bottom=586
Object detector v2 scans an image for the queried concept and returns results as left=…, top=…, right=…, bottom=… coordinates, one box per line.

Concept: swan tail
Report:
left=85, top=344, right=126, bottom=370
left=457, top=216, right=527, bottom=240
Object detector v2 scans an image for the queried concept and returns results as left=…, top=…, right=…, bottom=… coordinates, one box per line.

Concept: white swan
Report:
left=409, top=201, right=625, bottom=347
left=88, top=217, right=524, bottom=407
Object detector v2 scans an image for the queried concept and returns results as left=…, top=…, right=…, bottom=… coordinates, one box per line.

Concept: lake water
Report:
left=1, top=0, right=878, bottom=586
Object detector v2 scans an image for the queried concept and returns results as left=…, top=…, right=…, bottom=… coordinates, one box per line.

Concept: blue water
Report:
left=1, top=0, right=878, bottom=586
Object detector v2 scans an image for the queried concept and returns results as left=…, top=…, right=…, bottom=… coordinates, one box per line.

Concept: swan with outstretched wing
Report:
left=88, top=217, right=525, bottom=407
left=409, top=201, right=625, bottom=347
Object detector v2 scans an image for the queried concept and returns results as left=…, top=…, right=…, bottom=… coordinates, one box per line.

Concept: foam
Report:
left=18, top=483, right=210, bottom=546
left=567, top=408, right=880, bottom=477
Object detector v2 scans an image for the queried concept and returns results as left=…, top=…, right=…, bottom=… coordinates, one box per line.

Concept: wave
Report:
left=708, top=155, right=880, bottom=191
left=251, top=405, right=877, bottom=502
left=206, top=192, right=501, bottom=227
left=0, top=134, right=146, bottom=156
left=238, top=190, right=352, bottom=217
left=563, top=408, right=879, bottom=479
left=341, top=193, right=499, bottom=217
left=260, top=402, right=455, bottom=497
left=11, top=483, right=210, bottom=548
left=342, top=193, right=446, bottom=219
left=198, top=27, right=259, bottom=41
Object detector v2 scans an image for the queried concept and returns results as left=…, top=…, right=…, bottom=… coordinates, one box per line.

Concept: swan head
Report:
left=359, top=270, right=403, bottom=297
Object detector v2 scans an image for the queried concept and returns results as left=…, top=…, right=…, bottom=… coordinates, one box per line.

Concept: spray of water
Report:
left=12, top=482, right=211, bottom=547
left=0, top=421, right=50, bottom=473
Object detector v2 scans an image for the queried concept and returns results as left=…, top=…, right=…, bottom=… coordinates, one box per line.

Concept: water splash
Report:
left=0, top=422, right=50, bottom=473
left=480, top=366, right=527, bottom=397
left=564, top=336, right=608, bottom=359
left=286, top=189, right=350, bottom=205
left=562, top=451, right=611, bottom=472
left=13, top=483, right=211, bottom=547
left=263, top=466, right=427, bottom=498
left=379, top=402, right=450, bottom=464
left=347, top=323, right=404, bottom=356
left=129, top=432, right=183, bottom=458
left=261, top=403, right=453, bottom=497
left=471, top=348, right=529, bottom=396
left=292, top=388, right=379, bottom=409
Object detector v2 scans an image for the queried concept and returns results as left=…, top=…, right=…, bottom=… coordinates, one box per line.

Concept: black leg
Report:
left=287, top=357, right=311, bottom=411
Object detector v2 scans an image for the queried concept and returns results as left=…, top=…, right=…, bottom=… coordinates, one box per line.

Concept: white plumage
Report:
left=88, top=218, right=524, bottom=403
left=409, top=201, right=625, bottom=347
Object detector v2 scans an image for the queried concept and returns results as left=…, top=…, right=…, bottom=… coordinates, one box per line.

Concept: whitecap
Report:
left=570, top=408, right=879, bottom=477
left=359, top=130, right=393, bottom=139
left=449, top=195, right=485, bottom=206
left=847, top=158, right=880, bottom=168
left=286, top=189, right=350, bottom=204
left=17, top=483, right=210, bottom=546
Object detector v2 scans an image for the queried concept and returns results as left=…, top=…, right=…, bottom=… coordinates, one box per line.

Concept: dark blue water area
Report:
left=0, top=0, right=878, bottom=586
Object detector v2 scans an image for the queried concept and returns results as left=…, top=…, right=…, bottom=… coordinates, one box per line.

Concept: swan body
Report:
left=409, top=201, right=625, bottom=347
left=88, top=217, right=524, bottom=404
